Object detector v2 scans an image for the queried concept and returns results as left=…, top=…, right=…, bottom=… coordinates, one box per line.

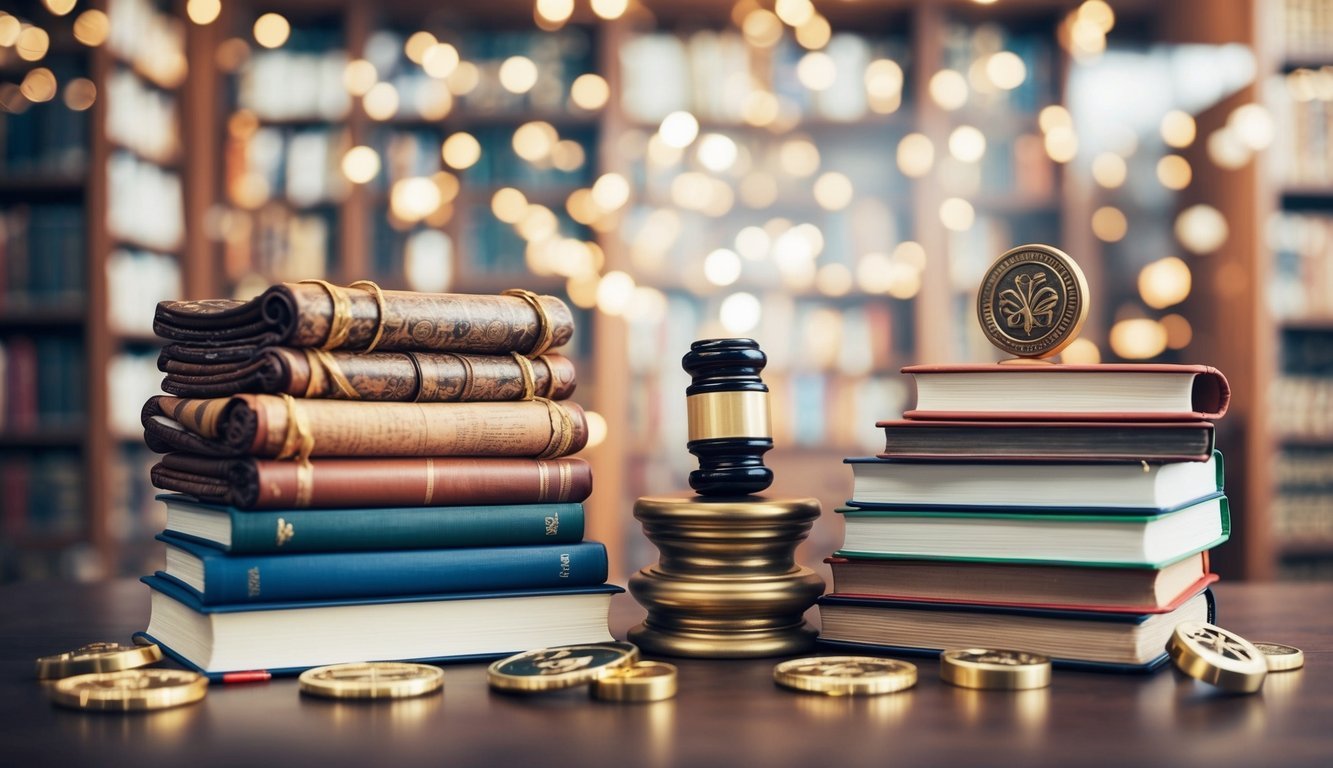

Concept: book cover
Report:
left=834, top=496, right=1231, bottom=569
left=902, top=363, right=1230, bottom=421
left=137, top=574, right=623, bottom=679
left=159, top=493, right=584, bottom=553
left=876, top=419, right=1216, bottom=462
left=845, top=451, right=1225, bottom=512
left=156, top=532, right=609, bottom=604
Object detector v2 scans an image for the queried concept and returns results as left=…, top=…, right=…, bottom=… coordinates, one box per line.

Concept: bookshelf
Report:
left=1255, top=0, right=1333, bottom=579
left=0, top=0, right=1306, bottom=582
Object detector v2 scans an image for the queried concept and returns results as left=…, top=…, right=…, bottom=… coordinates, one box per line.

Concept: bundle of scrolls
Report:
left=144, top=282, right=593, bottom=509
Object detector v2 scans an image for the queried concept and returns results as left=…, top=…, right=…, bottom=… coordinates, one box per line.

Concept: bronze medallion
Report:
left=977, top=244, right=1089, bottom=358
left=1167, top=621, right=1268, bottom=693
left=299, top=662, right=444, bottom=700
left=49, top=669, right=208, bottom=711
left=940, top=648, right=1052, bottom=690
left=773, top=656, right=917, bottom=696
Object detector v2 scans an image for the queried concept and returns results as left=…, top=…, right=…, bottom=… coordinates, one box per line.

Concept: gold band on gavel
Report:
left=686, top=390, right=771, bottom=442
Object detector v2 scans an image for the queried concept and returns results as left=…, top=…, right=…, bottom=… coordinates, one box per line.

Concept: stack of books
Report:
left=136, top=284, right=618, bottom=679
left=818, top=363, right=1232, bottom=672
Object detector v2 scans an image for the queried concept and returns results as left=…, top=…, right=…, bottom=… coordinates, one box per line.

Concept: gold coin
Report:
left=1167, top=621, right=1267, bottom=693
left=488, top=642, right=638, bottom=693
left=976, top=244, right=1089, bottom=358
left=1252, top=642, right=1304, bottom=672
left=591, top=661, right=678, bottom=702
left=299, top=662, right=444, bottom=700
left=36, top=642, right=164, bottom=679
left=773, top=655, right=917, bottom=696
left=49, top=669, right=207, bottom=711
left=940, top=648, right=1052, bottom=690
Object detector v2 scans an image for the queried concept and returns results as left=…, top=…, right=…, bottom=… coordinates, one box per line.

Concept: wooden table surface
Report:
left=1, top=580, right=1328, bottom=767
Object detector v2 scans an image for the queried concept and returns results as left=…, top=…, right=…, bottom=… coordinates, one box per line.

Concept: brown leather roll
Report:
left=159, top=348, right=577, bottom=402
left=141, top=394, right=588, bottom=459
left=153, top=283, right=574, bottom=363
left=152, top=453, right=593, bottom=509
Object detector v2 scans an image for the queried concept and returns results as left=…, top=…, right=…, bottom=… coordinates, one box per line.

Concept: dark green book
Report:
left=158, top=494, right=583, bottom=554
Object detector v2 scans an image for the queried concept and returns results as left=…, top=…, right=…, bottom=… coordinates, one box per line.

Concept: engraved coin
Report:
left=591, top=661, right=678, bottom=702
left=976, top=244, right=1089, bottom=358
left=1167, top=621, right=1268, bottom=693
left=299, top=662, right=444, bottom=700
left=940, top=648, right=1052, bottom=690
left=36, top=642, right=164, bottom=680
left=1252, top=642, right=1304, bottom=672
left=49, top=669, right=207, bottom=711
left=487, top=642, right=639, bottom=693
left=773, top=656, right=917, bottom=696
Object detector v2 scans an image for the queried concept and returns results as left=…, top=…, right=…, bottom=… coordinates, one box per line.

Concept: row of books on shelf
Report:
left=106, top=67, right=180, bottom=164
left=0, top=204, right=86, bottom=306
left=107, top=0, right=186, bottom=89
left=229, top=126, right=349, bottom=209
left=941, top=24, right=1055, bottom=115
left=0, top=450, right=83, bottom=542
left=1275, top=492, right=1333, bottom=539
left=107, top=250, right=181, bottom=336
left=1270, top=212, right=1333, bottom=320
left=107, top=152, right=183, bottom=252
left=1280, top=0, right=1333, bottom=60
left=1273, top=83, right=1333, bottom=186
left=238, top=49, right=352, bottom=123
left=0, top=336, right=85, bottom=432
left=223, top=206, right=335, bottom=285
left=0, top=59, right=89, bottom=178
left=1271, top=376, right=1333, bottom=440
left=816, top=363, right=1231, bottom=671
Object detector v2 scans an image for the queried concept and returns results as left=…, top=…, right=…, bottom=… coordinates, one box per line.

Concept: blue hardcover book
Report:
left=137, top=574, right=623, bottom=679
left=156, top=532, right=609, bottom=605
left=158, top=493, right=585, bottom=554
left=817, top=589, right=1216, bottom=673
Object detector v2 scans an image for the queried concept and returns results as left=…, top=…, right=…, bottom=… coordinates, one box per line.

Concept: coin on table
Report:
left=773, top=656, right=918, bottom=696
left=49, top=669, right=207, bottom=712
left=1167, top=621, right=1268, bottom=693
left=976, top=243, right=1089, bottom=359
left=940, top=648, right=1052, bottom=690
left=36, top=642, right=164, bottom=679
left=487, top=643, right=638, bottom=693
left=299, top=662, right=444, bottom=700
left=1252, top=642, right=1304, bottom=672
left=591, top=661, right=678, bottom=702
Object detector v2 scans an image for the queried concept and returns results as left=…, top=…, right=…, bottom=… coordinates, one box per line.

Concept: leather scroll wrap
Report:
left=141, top=395, right=589, bottom=459
left=153, top=282, right=575, bottom=364
left=158, top=348, right=577, bottom=402
left=150, top=454, right=593, bottom=509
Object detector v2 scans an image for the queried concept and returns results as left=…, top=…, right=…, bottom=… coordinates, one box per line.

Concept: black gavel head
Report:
left=682, top=338, right=774, bottom=496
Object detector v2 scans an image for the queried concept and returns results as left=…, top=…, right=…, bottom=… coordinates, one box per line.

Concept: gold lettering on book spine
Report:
left=276, top=518, right=294, bottom=546
left=423, top=458, right=436, bottom=505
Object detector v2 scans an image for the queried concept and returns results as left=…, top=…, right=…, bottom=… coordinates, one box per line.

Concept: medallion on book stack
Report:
left=627, top=339, right=825, bottom=658
left=818, top=244, right=1233, bottom=672
left=134, top=282, right=620, bottom=679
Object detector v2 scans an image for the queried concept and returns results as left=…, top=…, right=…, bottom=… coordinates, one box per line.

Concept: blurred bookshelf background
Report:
left=0, top=0, right=1330, bottom=583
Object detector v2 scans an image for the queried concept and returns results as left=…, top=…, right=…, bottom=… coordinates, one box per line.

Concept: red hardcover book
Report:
left=902, top=363, right=1230, bottom=421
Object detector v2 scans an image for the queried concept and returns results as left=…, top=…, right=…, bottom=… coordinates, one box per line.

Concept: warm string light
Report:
left=253, top=13, right=290, bottom=49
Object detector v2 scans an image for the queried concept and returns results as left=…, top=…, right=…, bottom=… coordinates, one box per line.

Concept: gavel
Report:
left=682, top=338, right=774, bottom=496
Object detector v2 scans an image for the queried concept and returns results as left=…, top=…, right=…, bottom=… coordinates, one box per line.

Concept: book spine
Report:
left=194, top=541, right=608, bottom=604
left=224, top=503, right=585, bottom=553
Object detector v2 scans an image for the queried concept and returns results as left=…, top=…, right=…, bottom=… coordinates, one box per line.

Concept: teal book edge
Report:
left=834, top=498, right=1230, bottom=570
left=838, top=492, right=1226, bottom=522
left=156, top=532, right=610, bottom=605
left=158, top=493, right=585, bottom=553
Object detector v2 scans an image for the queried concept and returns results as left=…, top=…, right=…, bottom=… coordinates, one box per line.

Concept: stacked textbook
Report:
left=135, top=282, right=618, bottom=678
left=819, top=363, right=1232, bottom=671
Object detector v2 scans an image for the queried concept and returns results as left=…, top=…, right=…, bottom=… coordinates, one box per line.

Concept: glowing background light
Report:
left=253, top=13, right=291, bottom=49
left=1138, top=256, right=1192, bottom=309
left=442, top=133, right=482, bottom=170
left=341, top=146, right=381, bottom=184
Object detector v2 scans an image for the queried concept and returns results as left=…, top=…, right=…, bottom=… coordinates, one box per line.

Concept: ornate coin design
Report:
left=591, top=661, right=679, bottom=702
left=49, top=669, right=207, bottom=711
left=1167, top=621, right=1268, bottom=693
left=36, top=641, right=164, bottom=679
left=940, top=648, right=1052, bottom=690
left=773, top=656, right=918, bottom=696
left=298, top=662, right=444, bottom=700
left=488, top=643, right=639, bottom=693
left=1252, top=642, right=1305, bottom=672
left=977, top=244, right=1089, bottom=358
